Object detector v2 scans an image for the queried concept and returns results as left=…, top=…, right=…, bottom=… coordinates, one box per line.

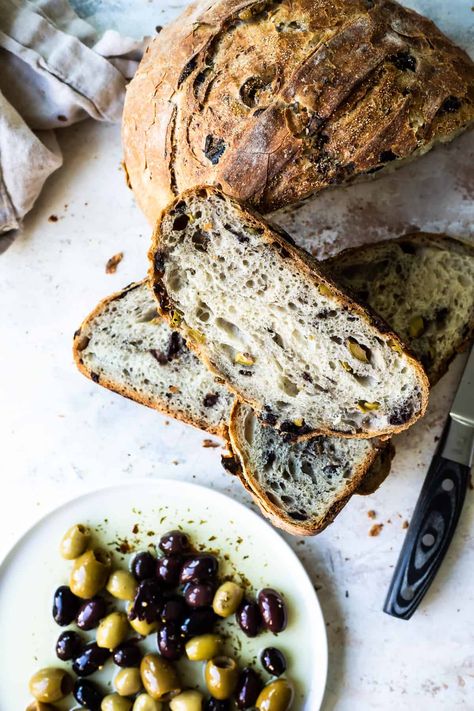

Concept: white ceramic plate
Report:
left=0, top=480, right=327, bottom=710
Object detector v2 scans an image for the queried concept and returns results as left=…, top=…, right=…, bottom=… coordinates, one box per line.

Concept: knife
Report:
left=384, top=346, right=474, bottom=619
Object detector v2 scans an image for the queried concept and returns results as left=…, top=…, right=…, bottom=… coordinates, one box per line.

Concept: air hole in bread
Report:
left=191, top=230, right=209, bottom=252
left=136, top=306, right=158, bottom=323
left=167, top=268, right=183, bottom=292
left=173, top=213, right=189, bottom=231
left=215, top=317, right=245, bottom=343
left=278, top=375, right=299, bottom=397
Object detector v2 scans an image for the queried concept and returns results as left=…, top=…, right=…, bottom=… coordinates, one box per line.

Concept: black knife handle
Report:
left=384, top=453, right=470, bottom=619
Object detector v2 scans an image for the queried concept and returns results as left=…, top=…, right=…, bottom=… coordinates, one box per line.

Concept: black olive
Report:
left=204, top=699, right=231, bottom=711
left=159, top=530, right=190, bottom=555
left=161, top=594, right=187, bottom=623
left=236, top=600, right=263, bottom=638
left=130, top=578, right=163, bottom=623
left=235, top=667, right=264, bottom=709
left=112, top=640, right=142, bottom=668
left=52, top=585, right=81, bottom=626
left=180, top=554, right=218, bottom=584
left=180, top=607, right=217, bottom=638
left=56, top=630, right=84, bottom=661
left=72, top=642, right=110, bottom=676
left=76, top=596, right=107, bottom=630
left=261, top=647, right=287, bottom=676
left=131, top=551, right=156, bottom=581
left=258, top=589, right=288, bottom=633
left=184, top=581, right=215, bottom=608
left=73, top=679, right=103, bottom=710
left=157, top=622, right=185, bottom=660
left=156, top=555, right=183, bottom=587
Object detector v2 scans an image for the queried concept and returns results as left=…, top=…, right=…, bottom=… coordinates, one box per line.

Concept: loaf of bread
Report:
left=123, top=0, right=474, bottom=224
left=229, top=234, right=474, bottom=534
left=150, top=187, right=429, bottom=439
left=73, top=281, right=232, bottom=437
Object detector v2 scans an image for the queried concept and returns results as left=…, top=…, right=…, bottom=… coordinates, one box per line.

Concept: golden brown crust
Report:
left=123, top=0, right=474, bottom=224
left=228, top=399, right=384, bottom=535
left=72, top=280, right=229, bottom=439
left=149, top=185, right=430, bottom=440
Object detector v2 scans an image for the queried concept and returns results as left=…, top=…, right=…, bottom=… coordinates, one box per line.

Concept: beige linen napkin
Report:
left=0, top=0, right=145, bottom=251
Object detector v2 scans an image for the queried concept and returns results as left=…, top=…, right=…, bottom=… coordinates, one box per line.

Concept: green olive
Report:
left=127, top=603, right=158, bottom=636
left=205, top=657, right=239, bottom=700
left=114, top=667, right=142, bottom=696
left=169, top=690, right=204, bottom=711
left=212, top=581, right=244, bottom=618
left=97, top=611, right=129, bottom=650
left=69, top=548, right=111, bottom=599
left=26, top=702, right=58, bottom=711
left=185, top=634, right=222, bottom=662
left=140, top=654, right=181, bottom=701
left=132, top=695, right=163, bottom=711
left=101, top=695, right=133, bottom=711
left=106, top=570, right=138, bottom=601
left=28, top=668, right=73, bottom=703
left=256, top=679, right=295, bottom=711
left=59, top=523, right=90, bottom=560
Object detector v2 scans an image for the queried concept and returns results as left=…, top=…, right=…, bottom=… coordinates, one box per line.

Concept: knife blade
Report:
left=384, top=346, right=474, bottom=619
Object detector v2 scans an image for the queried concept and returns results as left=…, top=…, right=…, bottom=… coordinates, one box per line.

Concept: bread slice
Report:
left=229, top=234, right=474, bottom=534
left=150, top=186, right=429, bottom=440
left=123, top=0, right=474, bottom=224
left=73, top=281, right=233, bottom=437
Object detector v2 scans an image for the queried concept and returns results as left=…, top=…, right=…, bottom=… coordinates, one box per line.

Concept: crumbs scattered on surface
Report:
left=48, top=214, right=58, bottom=222
left=203, top=439, right=220, bottom=448
left=132, top=524, right=139, bottom=535
left=155, top=25, right=163, bottom=32
left=369, top=523, right=384, bottom=537
left=402, top=520, right=409, bottom=529
left=367, top=510, right=376, bottom=519
left=106, top=252, right=124, bottom=274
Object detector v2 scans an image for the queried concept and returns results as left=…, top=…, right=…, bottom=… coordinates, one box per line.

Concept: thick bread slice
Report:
left=73, top=281, right=233, bottom=437
left=327, top=235, right=474, bottom=384
left=150, top=187, right=429, bottom=440
left=123, top=0, right=474, bottom=224
left=229, top=234, right=474, bottom=534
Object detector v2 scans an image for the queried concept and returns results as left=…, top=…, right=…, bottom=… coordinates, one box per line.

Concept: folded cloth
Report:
left=0, top=0, right=146, bottom=251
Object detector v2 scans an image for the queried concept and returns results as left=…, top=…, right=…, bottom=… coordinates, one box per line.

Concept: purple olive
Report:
left=56, top=630, right=84, bottom=661
left=180, top=555, right=218, bottom=584
left=258, top=589, right=288, bottom=633
left=160, top=594, right=187, bottom=623
left=180, top=607, right=217, bottom=638
left=159, top=530, right=190, bottom=555
left=184, top=581, right=215, bottom=608
left=52, top=586, right=82, bottom=626
left=204, top=700, right=231, bottom=711
left=156, top=555, right=182, bottom=587
left=235, top=667, right=263, bottom=709
left=73, top=679, right=103, bottom=710
left=131, top=551, right=156, bottom=581
left=76, top=596, right=107, bottom=630
left=236, top=600, right=262, bottom=638
left=261, top=647, right=287, bottom=676
left=157, top=622, right=185, bottom=661
left=130, top=579, right=163, bottom=623
left=112, top=640, right=142, bottom=668
left=72, top=642, right=110, bottom=676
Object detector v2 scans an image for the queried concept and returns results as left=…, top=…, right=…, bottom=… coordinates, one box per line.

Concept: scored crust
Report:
left=149, top=185, right=430, bottom=440
left=73, top=281, right=230, bottom=438
left=123, top=0, right=474, bottom=225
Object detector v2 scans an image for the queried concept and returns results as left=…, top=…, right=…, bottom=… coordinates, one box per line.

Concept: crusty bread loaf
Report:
left=150, top=187, right=429, bottom=439
left=123, top=0, right=474, bottom=224
left=229, top=234, right=474, bottom=534
left=73, top=281, right=233, bottom=437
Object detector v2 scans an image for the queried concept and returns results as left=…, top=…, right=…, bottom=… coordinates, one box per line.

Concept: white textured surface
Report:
left=0, top=1, right=473, bottom=709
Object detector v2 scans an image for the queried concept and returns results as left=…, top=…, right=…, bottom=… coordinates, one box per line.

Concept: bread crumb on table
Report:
left=48, top=214, right=58, bottom=222
left=202, top=439, right=220, bottom=448
left=402, top=520, right=409, bottom=529
left=106, top=252, right=124, bottom=274
left=367, top=510, right=376, bottom=519
left=369, top=523, right=384, bottom=537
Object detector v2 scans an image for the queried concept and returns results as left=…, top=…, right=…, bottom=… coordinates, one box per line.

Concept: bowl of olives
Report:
left=0, top=480, right=328, bottom=709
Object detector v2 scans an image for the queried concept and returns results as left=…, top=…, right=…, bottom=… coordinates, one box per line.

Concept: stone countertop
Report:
left=1, top=1, right=473, bottom=709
